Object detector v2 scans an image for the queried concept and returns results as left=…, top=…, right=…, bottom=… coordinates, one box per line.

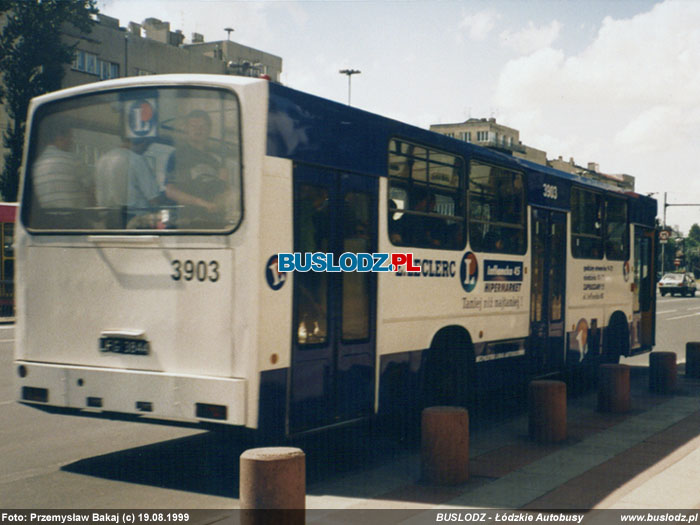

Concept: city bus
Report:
left=14, top=75, right=657, bottom=439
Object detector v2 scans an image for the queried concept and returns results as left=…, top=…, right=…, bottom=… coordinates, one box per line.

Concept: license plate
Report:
left=99, top=336, right=150, bottom=356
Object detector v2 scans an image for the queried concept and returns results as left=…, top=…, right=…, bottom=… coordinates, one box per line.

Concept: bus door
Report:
left=530, top=208, right=567, bottom=374
left=289, top=164, right=377, bottom=434
left=634, top=227, right=656, bottom=348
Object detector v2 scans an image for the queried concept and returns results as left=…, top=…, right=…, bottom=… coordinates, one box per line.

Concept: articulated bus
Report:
left=14, top=75, right=657, bottom=439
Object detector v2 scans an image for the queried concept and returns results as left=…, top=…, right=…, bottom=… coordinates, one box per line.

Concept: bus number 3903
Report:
left=171, top=260, right=220, bottom=282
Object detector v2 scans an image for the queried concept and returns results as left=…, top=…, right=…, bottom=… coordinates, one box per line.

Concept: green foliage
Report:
left=658, top=224, right=700, bottom=277
left=685, top=224, right=700, bottom=277
left=689, top=223, right=700, bottom=244
left=0, top=0, right=97, bottom=201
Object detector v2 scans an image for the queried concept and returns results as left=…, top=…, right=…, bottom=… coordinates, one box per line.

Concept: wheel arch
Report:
left=421, top=325, right=477, bottom=408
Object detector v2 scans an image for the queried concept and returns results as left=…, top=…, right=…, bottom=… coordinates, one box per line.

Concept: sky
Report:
left=98, top=0, right=700, bottom=233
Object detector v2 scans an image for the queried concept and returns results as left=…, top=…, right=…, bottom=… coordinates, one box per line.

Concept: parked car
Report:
left=659, top=272, right=697, bottom=297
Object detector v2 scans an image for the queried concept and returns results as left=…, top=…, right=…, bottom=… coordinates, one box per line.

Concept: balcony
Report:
left=475, top=138, right=527, bottom=155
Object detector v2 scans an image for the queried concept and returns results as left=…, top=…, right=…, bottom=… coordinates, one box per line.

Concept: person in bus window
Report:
left=32, top=120, right=92, bottom=209
left=391, top=187, right=441, bottom=247
left=95, top=138, right=163, bottom=217
left=165, top=110, right=227, bottom=214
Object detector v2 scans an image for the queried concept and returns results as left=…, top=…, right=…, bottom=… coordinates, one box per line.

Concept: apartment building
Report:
left=431, top=117, right=633, bottom=191
left=0, top=12, right=283, bottom=174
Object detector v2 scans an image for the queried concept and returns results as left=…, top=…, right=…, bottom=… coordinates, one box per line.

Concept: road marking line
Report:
left=666, top=312, right=700, bottom=321
left=657, top=310, right=678, bottom=314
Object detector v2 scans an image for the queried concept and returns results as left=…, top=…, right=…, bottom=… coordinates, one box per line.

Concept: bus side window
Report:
left=571, top=187, right=603, bottom=259
left=605, top=196, right=629, bottom=261
left=387, top=139, right=465, bottom=250
left=468, top=161, right=525, bottom=254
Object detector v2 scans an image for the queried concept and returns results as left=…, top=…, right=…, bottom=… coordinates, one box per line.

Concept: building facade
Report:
left=431, top=117, right=634, bottom=191
left=549, top=157, right=635, bottom=191
left=0, top=12, right=283, bottom=177
left=64, top=14, right=282, bottom=86
left=430, top=118, right=548, bottom=166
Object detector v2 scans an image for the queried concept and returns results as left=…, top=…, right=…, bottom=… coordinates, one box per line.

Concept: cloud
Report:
left=491, top=0, right=700, bottom=231
left=615, top=106, right=681, bottom=153
left=500, top=20, right=561, bottom=55
left=460, top=10, right=500, bottom=41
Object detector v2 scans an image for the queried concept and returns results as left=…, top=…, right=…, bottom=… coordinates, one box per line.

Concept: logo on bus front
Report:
left=126, top=98, right=158, bottom=138
left=460, top=252, right=479, bottom=293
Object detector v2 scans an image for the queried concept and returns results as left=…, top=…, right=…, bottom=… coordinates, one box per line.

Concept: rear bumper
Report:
left=659, top=286, right=692, bottom=294
left=14, top=361, right=246, bottom=426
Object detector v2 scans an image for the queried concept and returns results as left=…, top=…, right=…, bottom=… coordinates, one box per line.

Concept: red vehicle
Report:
left=0, top=203, right=17, bottom=317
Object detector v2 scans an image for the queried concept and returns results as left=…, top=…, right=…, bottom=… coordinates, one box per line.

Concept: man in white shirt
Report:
left=32, top=122, right=92, bottom=208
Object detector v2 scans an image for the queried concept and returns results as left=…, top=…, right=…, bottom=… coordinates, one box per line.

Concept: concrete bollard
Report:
left=240, top=447, right=305, bottom=525
left=686, top=342, right=700, bottom=379
left=649, top=352, right=677, bottom=394
left=421, top=406, right=469, bottom=485
left=528, top=380, right=567, bottom=443
left=598, top=364, right=631, bottom=413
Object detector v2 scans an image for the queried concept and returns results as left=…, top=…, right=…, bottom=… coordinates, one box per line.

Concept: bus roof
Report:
left=266, top=81, right=652, bottom=202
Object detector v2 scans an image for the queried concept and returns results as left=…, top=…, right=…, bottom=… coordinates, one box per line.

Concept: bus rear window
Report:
left=23, top=86, right=242, bottom=233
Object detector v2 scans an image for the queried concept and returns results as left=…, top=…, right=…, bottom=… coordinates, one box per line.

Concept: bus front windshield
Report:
left=23, top=86, right=242, bottom=233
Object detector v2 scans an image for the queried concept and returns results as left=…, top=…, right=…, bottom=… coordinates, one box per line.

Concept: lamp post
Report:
left=339, top=69, right=361, bottom=105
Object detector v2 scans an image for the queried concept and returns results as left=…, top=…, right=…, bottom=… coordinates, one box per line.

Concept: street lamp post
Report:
left=339, top=69, right=361, bottom=105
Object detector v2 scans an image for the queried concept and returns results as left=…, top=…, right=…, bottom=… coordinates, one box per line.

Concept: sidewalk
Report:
left=305, top=366, right=700, bottom=513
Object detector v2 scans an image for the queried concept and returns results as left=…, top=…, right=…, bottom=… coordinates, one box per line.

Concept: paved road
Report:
left=0, top=324, right=403, bottom=509
left=3, top=293, right=700, bottom=509
left=0, top=324, right=235, bottom=508
left=622, top=292, right=700, bottom=366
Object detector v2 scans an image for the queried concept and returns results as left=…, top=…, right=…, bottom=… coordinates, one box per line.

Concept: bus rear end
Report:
left=14, top=76, right=266, bottom=428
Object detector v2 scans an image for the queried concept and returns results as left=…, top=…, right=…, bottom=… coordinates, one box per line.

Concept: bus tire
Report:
left=603, top=314, right=629, bottom=364
left=422, top=329, right=476, bottom=411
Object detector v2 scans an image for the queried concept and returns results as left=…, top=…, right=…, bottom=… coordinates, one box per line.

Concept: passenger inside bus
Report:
left=32, top=119, right=93, bottom=209
left=165, top=110, right=231, bottom=223
left=95, top=138, right=164, bottom=226
left=389, top=187, right=442, bottom=248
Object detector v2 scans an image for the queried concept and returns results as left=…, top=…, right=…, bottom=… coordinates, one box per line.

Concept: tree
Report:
left=689, top=223, right=700, bottom=244
left=0, top=0, right=97, bottom=202
left=685, top=223, right=700, bottom=276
